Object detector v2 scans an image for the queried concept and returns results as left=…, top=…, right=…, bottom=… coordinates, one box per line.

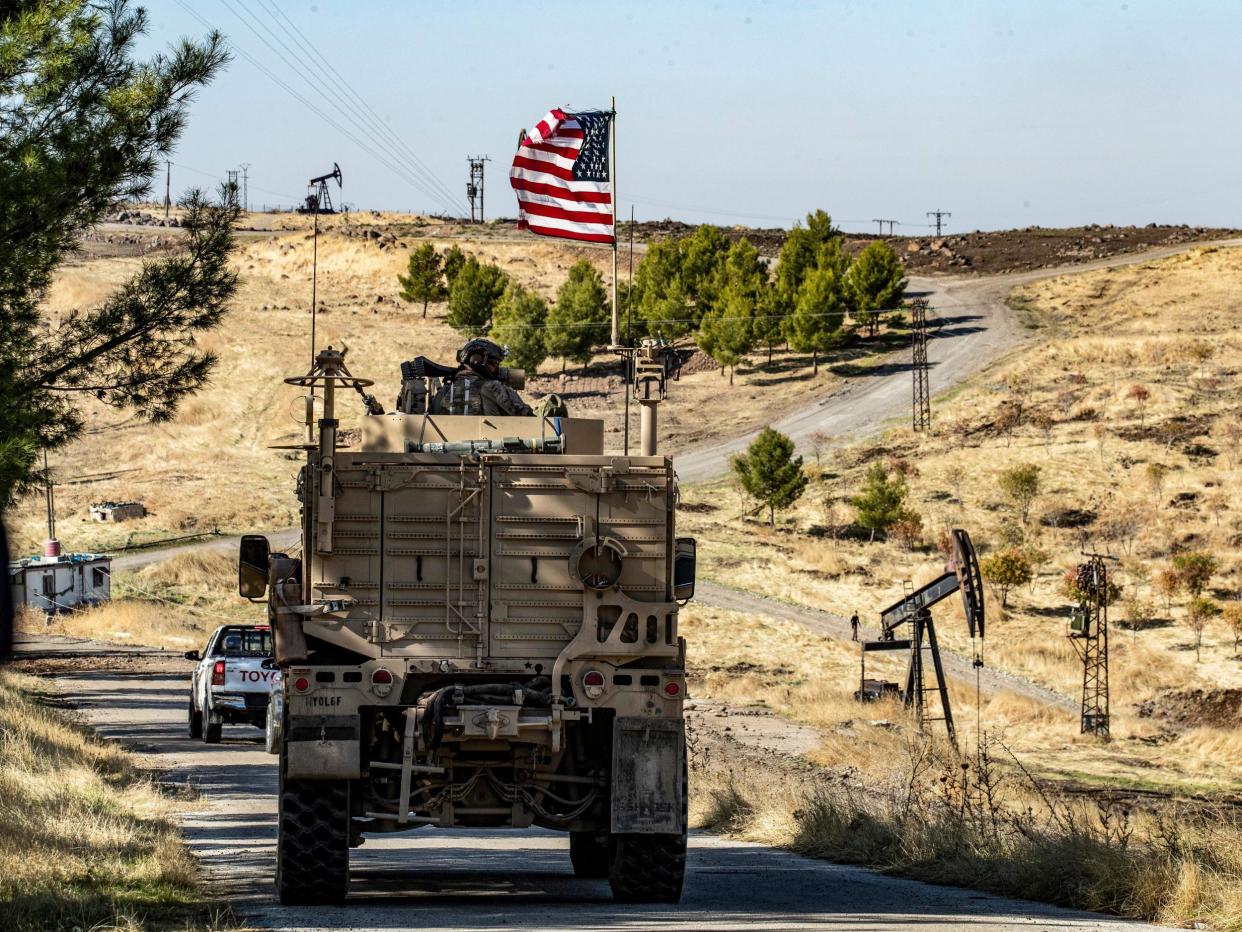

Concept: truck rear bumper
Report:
left=210, top=692, right=268, bottom=725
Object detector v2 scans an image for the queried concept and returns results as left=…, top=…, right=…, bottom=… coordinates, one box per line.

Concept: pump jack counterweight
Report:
left=857, top=529, right=985, bottom=748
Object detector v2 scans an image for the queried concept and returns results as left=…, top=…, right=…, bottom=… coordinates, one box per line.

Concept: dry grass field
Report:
left=682, top=602, right=1242, bottom=930
left=10, top=209, right=879, bottom=555
left=17, top=215, right=1242, bottom=926
left=0, top=669, right=219, bottom=931
left=679, top=243, right=1242, bottom=797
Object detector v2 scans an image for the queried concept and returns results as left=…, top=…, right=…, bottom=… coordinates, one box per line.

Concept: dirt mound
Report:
left=1136, top=688, right=1242, bottom=730
left=679, top=350, right=719, bottom=375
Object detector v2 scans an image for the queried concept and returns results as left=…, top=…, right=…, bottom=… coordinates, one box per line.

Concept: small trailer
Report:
left=9, top=540, right=111, bottom=614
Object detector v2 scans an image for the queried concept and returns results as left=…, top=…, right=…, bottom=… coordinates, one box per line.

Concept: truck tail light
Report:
left=293, top=676, right=309, bottom=693
left=663, top=681, right=681, bottom=698
left=211, top=660, right=226, bottom=686
left=582, top=669, right=605, bottom=699
left=371, top=668, right=394, bottom=698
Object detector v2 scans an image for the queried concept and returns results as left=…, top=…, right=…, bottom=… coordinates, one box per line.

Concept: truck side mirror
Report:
left=183, top=649, right=200, bottom=662
left=239, top=534, right=271, bottom=598
left=673, top=537, right=696, bottom=601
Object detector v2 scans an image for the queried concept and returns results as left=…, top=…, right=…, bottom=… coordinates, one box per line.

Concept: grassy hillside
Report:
left=11, top=211, right=877, bottom=555
left=680, top=243, right=1242, bottom=792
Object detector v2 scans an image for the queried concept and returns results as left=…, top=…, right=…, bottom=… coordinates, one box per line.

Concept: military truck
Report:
left=238, top=346, right=695, bottom=905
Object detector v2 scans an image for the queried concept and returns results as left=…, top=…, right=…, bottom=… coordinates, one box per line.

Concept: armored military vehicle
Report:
left=239, top=346, right=695, bottom=905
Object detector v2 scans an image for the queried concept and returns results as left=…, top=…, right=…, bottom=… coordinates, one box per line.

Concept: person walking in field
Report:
left=850, top=611, right=860, bottom=641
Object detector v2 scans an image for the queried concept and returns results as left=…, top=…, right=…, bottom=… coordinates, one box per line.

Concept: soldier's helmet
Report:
left=457, top=338, right=507, bottom=377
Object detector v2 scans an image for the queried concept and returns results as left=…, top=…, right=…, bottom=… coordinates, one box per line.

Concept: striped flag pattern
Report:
left=510, top=107, right=614, bottom=245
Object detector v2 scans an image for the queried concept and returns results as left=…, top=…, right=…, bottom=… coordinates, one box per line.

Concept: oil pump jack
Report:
left=297, top=163, right=342, bottom=215
left=857, top=529, right=985, bottom=746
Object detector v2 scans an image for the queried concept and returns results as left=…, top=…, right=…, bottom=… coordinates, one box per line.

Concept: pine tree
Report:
left=397, top=243, right=445, bottom=317
left=442, top=244, right=467, bottom=287
left=630, top=238, right=690, bottom=338
left=489, top=283, right=548, bottom=373
left=0, top=1, right=234, bottom=505
left=851, top=463, right=909, bottom=541
left=774, top=210, right=841, bottom=316
left=546, top=259, right=609, bottom=369
left=698, top=285, right=754, bottom=384
left=698, top=238, right=768, bottom=381
left=445, top=257, right=507, bottom=336
left=678, top=224, right=731, bottom=310
left=639, top=281, right=692, bottom=343
left=783, top=266, right=847, bottom=374
left=731, top=428, right=807, bottom=526
left=846, top=241, right=907, bottom=337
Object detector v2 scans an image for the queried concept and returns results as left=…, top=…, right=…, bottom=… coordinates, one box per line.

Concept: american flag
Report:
left=510, top=107, right=614, bottom=244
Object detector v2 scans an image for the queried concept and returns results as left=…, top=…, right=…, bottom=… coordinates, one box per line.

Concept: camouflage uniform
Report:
left=429, top=372, right=534, bottom=417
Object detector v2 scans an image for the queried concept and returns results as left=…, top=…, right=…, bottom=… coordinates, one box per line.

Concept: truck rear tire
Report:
left=276, top=778, right=350, bottom=905
left=203, top=719, right=222, bottom=744
left=569, top=831, right=610, bottom=878
left=188, top=701, right=202, bottom=739
left=607, top=833, right=687, bottom=903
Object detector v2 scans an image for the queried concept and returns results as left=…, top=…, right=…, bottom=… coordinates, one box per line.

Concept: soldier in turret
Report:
left=429, top=338, right=533, bottom=416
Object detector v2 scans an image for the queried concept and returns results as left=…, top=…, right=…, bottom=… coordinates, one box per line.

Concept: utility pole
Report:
left=1068, top=555, right=1111, bottom=738
left=163, top=160, right=171, bottom=219
left=466, top=156, right=490, bottom=223
left=927, top=209, right=951, bottom=237
left=911, top=298, right=931, bottom=431
left=872, top=218, right=897, bottom=236
left=239, top=163, right=251, bottom=213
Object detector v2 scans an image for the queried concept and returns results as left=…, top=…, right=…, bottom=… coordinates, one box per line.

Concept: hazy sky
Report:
left=144, top=0, right=1239, bottom=233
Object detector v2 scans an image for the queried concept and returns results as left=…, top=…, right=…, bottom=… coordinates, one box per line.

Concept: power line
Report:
left=251, top=0, right=465, bottom=213
left=220, top=0, right=462, bottom=214
left=626, top=195, right=801, bottom=225
left=175, top=0, right=460, bottom=214
left=213, top=0, right=458, bottom=214
left=172, top=159, right=299, bottom=201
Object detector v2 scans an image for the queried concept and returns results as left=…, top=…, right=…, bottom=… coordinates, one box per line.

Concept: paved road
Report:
left=16, top=632, right=1170, bottom=931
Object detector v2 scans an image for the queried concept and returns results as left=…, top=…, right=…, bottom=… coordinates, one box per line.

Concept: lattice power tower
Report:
left=911, top=298, right=931, bottom=431
left=1068, top=555, right=1111, bottom=737
left=466, top=156, right=490, bottom=223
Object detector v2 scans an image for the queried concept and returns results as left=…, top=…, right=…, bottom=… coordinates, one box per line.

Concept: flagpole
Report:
left=610, top=95, right=619, bottom=347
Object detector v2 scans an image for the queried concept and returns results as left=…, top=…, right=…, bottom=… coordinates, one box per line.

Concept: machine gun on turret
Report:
left=856, top=528, right=985, bottom=746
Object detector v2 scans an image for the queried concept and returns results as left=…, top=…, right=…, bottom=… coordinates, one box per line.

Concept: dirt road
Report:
left=677, top=238, right=1242, bottom=482
left=16, top=632, right=1170, bottom=931
left=697, top=580, right=1077, bottom=712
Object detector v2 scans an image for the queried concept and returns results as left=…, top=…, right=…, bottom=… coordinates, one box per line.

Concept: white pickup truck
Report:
left=185, top=624, right=277, bottom=744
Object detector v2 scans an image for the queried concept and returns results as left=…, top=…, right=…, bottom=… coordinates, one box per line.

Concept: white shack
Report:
left=8, top=539, right=111, bottom=614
